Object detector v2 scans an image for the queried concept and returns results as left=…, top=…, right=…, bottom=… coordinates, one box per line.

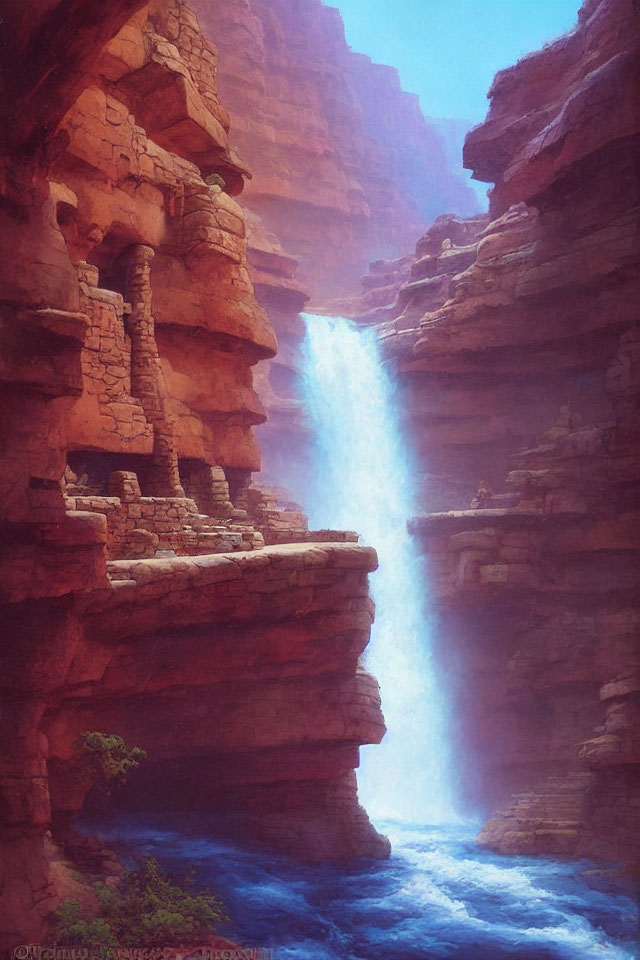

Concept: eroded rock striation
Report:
left=2, top=0, right=639, bottom=944
left=369, top=0, right=640, bottom=867
left=245, top=210, right=312, bottom=495
left=190, top=0, right=479, bottom=299
left=191, top=0, right=482, bottom=499
left=0, top=0, right=388, bottom=945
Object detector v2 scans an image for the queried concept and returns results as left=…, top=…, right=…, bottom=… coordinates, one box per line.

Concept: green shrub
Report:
left=51, top=899, right=117, bottom=946
left=74, top=732, right=147, bottom=796
left=52, top=858, right=228, bottom=946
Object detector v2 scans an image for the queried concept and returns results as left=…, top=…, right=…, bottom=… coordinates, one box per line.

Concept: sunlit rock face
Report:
left=370, top=0, right=640, bottom=868
left=191, top=0, right=480, bottom=300
left=0, top=0, right=388, bottom=945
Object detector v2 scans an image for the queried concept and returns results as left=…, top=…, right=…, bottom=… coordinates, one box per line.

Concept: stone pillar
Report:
left=210, top=465, right=235, bottom=517
left=119, top=244, right=184, bottom=497
left=108, top=470, right=142, bottom=501
left=180, top=461, right=234, bottom=518
left=226, top=467, right=252, bottom=516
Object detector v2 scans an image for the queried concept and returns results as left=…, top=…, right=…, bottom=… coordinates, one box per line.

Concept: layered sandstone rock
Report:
left=322, top=213, right=490, bottom=329
left=0, top=0, right=386, bottom=945
left=193, top=0, right=480, bottom=495
left=45, top=542, right=388, bottom=864
left=374, top=0, right=640, bottom=867
left=245, top=210, right=313, bottom=495
left=316, top=251, right=415, bottom=328
left=190, top=0, right=480, bottom=299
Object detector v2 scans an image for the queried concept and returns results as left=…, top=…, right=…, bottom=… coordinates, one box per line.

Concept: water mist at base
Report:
left=301, top=313, right=454, bottom=824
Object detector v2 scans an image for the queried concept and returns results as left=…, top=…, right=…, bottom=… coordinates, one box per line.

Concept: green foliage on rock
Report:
left=52, top=857, right=228, bottom=945
left=51, top=899, right=117, bottom=946
left=74, top=731, right=147, bottom=796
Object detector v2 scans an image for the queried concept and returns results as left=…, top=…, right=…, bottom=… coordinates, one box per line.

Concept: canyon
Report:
left=191, top=0, right=479, bottom=300
left=0, top=0, right=638, bottom=949
left=321, top=0, right=640, bottom=869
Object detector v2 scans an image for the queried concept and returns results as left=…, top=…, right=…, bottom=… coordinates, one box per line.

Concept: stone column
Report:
left=119, top=244, right=184, bottom=497
left=226, top=467, right=252, bottom=515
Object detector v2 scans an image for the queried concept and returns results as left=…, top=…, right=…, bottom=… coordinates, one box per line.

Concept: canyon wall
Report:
left=0, top=0, right=387, bottom=945
left=356, top=0, right=639, bottom=866
left=189, top=0, right=479, bottom=300
left=187, top=0, right=481, bottom=493
left=2, top=0, right=638, bottom=948
left=244, top=210, right=312, bottom=494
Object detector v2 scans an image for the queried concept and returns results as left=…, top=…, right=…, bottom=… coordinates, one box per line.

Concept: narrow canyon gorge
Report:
left=0, top=0, right=638, bottom=953
left=322, top=0, right=640, bottom=869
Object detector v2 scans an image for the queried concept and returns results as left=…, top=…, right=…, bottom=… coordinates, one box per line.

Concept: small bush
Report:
left=74, top=732, right=147, bottom=796
left=51, top=899, right=117, bottom=946
left=52, top=857, right=228, bottom=946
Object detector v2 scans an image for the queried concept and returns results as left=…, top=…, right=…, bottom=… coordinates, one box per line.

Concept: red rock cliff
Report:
left=362, top=0, right=640, bottom=867
left=0, top=0, right=388, bottom=946
left=190, top=0, right=480, bottom=299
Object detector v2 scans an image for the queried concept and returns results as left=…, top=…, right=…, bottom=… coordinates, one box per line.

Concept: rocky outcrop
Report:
left=322, top=212, right=490, bottom=329
left=373, top=0, right=640, bottom=867
left=45, top=542, right=388, bottom=865
left=0, top=0, right=387, bottom=945
left=190, top=0, right=480, bottom=299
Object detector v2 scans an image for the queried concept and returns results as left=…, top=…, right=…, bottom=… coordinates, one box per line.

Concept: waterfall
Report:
left=301, top=313, right=457, bottom=825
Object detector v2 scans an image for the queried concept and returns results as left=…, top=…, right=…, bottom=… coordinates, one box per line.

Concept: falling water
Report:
left=301, top=313, right=456, bottom=824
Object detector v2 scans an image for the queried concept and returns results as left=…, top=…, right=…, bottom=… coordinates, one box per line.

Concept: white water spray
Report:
left=301, top=314, right=456, bottom=824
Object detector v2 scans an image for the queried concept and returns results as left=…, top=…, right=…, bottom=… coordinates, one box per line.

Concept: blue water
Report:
left=85, top=816, right=638, bottom=960
left=301, top=314, right=455, bottom=824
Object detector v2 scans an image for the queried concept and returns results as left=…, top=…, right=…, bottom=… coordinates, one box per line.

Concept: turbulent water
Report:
left=301, top=314, right=454, bottom=823
left=86, top=815, right=639, bottom=960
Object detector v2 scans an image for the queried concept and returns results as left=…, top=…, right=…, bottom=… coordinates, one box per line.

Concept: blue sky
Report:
left=324, top=0, right=580, bottom=124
